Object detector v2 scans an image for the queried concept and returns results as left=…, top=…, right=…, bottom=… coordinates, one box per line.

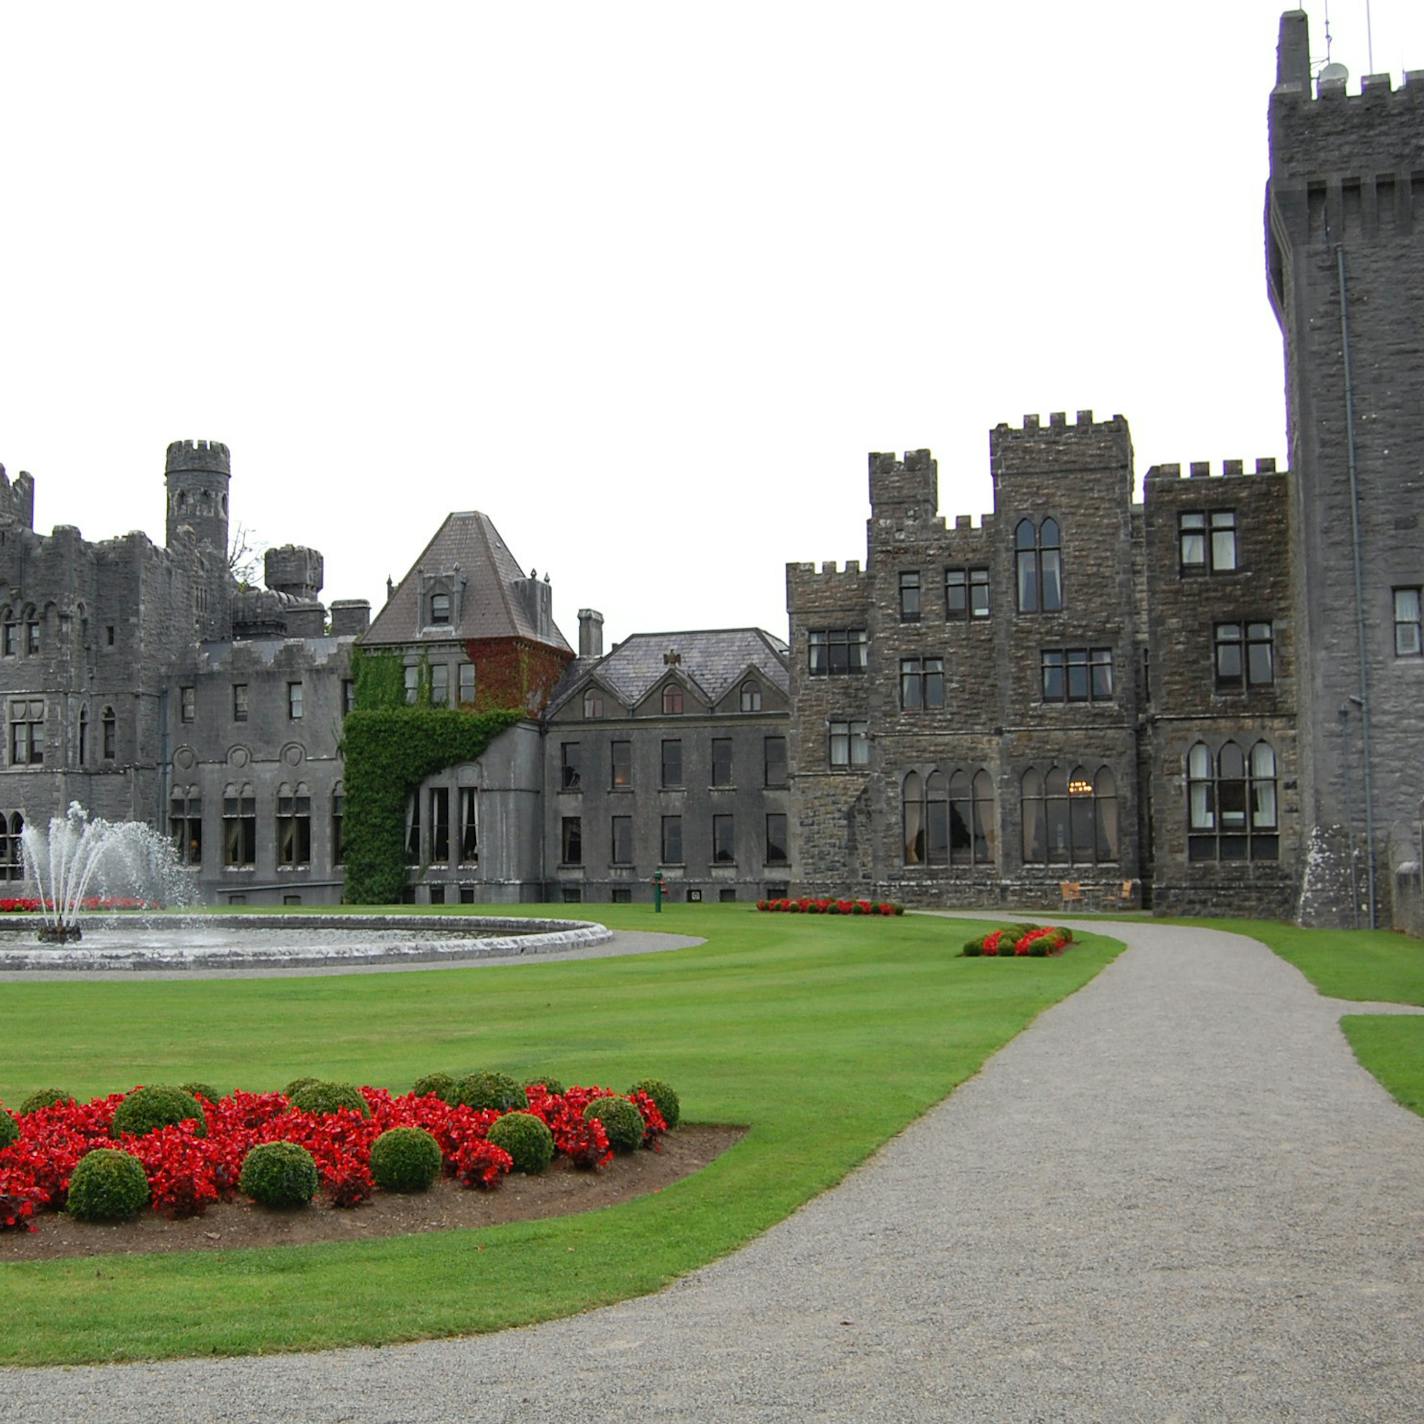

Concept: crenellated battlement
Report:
left=786, top=558, right=869, bottom=613
left=996, top=409, right=1126, bottom=435
left=990, top=410, right=1133, bottom=481
left=1145, top=458, right=1284, bottom=482
left=165, top=439, right=230, bottom=476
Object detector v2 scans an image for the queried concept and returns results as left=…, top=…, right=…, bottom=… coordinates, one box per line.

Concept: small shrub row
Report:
left=757, top=897, right=904, bottom=916
left=962, top=924, right=1074, bottom=958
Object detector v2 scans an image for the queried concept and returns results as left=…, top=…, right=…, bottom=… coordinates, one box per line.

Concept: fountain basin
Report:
left=0, top=914, right=613, bottom=972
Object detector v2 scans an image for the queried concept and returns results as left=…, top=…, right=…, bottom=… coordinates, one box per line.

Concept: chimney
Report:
left=578, top=608, right=605, bottom=659
left=330, top=599, right=371, bottom=636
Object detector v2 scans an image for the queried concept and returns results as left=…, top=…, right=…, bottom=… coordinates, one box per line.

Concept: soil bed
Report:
left=1, top=1124, right=743, bottom=1262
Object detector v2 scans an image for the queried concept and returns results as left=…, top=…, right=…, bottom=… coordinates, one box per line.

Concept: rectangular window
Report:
left=610, top=739, right=631, bottom=788
left=899, top=570, right=921, bottom=622
left=332, top=787, right=344, bottom=865
left=168, top=794, right=202, bottom=866
left=232, top=684, right=248, bottom=722
left=1180, top=510, right=1237, bottom=573
left=404, top=665, right=419, bottom=705
left=611, top=886, right=632, bottom=904
left=712, top=814, right=735, bottom=864
left=428, top=886, right=445, bottom=906
left=1, top=623, right=13, bottom=656
left=1215, top=623, right=1275, bottom=687
left=719, top=887, right=737, bottom=903
left=277, top=790, right=312, bottom=867
left=429, top=592, right=450, bottom=625
left=1395, top=588, right=1422, bottom=657
left=1041, top=648, right=1114, bottom=702
left=106, top=625, right=115, bottom=646
left=899, top=657, right=944, bottom=710
left=180, top=686, right=196, bottom=722
left=711, top=737, right=733, bottom=787
left=458, top=662, right=475, bottom=705
left=342, top=679, right=356, bottom=715
left=611, top=815, right=633, bottom=864
left=429, top=664, right=449, bottom=707
left=429, top=787, right=450, bottom=863
left=561, top=887, right=582, bottom=904
left=26, top=619, right=39, bottom=654
left=807, top=628, right=868, bottom=676
left=459, top=884, right=476, bottom=904
left=765, top=813, right=788, bottom=865
left=661, top=739, right=683, bottom=788
left=945, top=567, right=990, bottom=619
left=660, top=815, right=683, bottom=864
left=561, top=816, right=582, bottom=865
left=8, top=700, right=44, bottom=766
left=459, top=787, right=478, bottom=863
left=828, top=719, right=869, bottom=768
left=561, top=742, right=582, bottom=790
left=223, top=790, right=256, bottom=868
left=405, top=791, right=421, bottom=862
left=287, top=681, right=304, bottom=720
left=764, top=735, right=787, bottom=787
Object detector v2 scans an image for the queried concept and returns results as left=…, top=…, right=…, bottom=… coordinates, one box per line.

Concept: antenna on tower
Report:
left=1365, top=0, right=1374, bottom=75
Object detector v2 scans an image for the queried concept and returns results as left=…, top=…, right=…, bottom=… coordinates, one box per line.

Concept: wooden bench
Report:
left=1059, top=881, right=1083, bottom=910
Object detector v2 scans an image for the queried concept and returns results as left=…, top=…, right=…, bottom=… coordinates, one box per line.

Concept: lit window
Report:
left=610, top=740, right=632, bottom=788
left=1021, top=765, right=1119, bottom=865
left=168, top=787, right=202, bottom=865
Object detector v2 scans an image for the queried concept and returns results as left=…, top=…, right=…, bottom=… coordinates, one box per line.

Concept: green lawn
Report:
left=1340, top=1016, right=1424, bottom=1118
left=0, top=904, right=1120, bottom=1365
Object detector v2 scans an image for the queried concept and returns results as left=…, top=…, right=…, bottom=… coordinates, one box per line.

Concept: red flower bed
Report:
left=756, top=897, right=904, bottom=917
left=962, top=924, right=1074, bottom=958
left=0, top=897, right=156, bottom=914
left=0, top=1079, right=673, bottom=1234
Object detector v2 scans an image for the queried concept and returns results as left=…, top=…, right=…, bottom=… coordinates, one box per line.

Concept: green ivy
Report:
left=341, top=707, right=525, bottom=903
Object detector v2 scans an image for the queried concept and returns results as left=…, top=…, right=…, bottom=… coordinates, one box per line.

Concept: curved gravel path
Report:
left=5, top=919, right=1423, bottom=1423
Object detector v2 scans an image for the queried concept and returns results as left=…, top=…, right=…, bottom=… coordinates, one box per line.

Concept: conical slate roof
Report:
left=363, top=511, right=571, bottom=651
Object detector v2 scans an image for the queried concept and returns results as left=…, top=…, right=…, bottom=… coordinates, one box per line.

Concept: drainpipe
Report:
left=1337, top=244, right=1377, bottom=928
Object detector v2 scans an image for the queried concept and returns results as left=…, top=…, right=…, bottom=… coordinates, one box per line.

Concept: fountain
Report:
left=19, top=802, right=195, bottom=943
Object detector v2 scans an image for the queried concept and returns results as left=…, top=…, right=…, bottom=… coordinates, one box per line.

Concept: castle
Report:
left=1, top=13, right=1419, bottom=928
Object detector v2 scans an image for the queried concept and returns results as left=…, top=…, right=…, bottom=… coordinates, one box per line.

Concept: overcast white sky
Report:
left=4, top=2, right=1421, bottom=649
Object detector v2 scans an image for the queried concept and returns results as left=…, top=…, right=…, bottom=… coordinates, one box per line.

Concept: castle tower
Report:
left=1266, top=11, right=1424, bottom=924
left=164, top=439, right=230, bottom=555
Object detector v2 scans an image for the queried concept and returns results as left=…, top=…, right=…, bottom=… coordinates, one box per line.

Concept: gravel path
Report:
left=6, top=919, right=1423, bottom=1422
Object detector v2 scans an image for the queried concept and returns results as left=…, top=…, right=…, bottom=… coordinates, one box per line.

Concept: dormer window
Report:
left=429, top=592, right=451, bottom=625
left=583, top=690, right=604, bottom=719
left=662, top=685, right=684, bottom=715
left=740, top=680, right=762, bottom=712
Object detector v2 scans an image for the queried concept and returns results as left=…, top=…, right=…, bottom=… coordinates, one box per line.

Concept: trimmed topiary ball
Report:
left=628, top=1078, right=679, bottom=1130
left=583, top=1096, right=645, bottom=1154
left=370, top=1128, right=442, bottom=1193
left=283, top=1076, right=319, bottom=1099
left=180, top=1081, right=220, bottom=1104
left=240, top=1141, right=319, bottom=1208
left=20, top=1089, right=74, bottom=1114
left=411, top=1072, right=457, bottom=1104
left=456, top=1071, right=527, bottom=1113
left=111, top=1085, right=208, bottom=1139
left=289, top=1080, right=371, bottom=1119
left=0, top=1109, right=18, bottom=1150
left=487, top=1112, right=555, bottom=1174
left=67, top=1149, right=149, bottom=1222
left=524, top=1075, right=566, bottom=1097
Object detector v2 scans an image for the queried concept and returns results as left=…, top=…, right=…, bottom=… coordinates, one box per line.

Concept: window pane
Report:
left=711, top=738, right=733, bottom=786
left=1095, top=793, right=1119, bottom=861
left=1045, top=795, right=1070, bottom=863
left=765, top=813, right=787, bottom=864
left=808, top=631, right=827, bottom=675
left=713, top=814, right=734, bottom=863
left=1211, top=511, right=1237, bottom=571
left=1091, top=650, right=1113, bottom=699
left=1070, top=795, right=1095, bottom=862
left=850, top=722, right=870, bottom=766
left=925, top=659, right=944, bottom=709
left=829, top=723, right=849, bottom=767
left=1247, top=628, right=1273, bottom=685
left=611, top=816, right=631, bottom=863
left=1040, top=549, right=1063, bottom=611
left=1066, top=649, right=1089, bottom=701
left=926, top=800, right=949, bottom=865
left=899, top=571, right=921, bottom=620
left=1017, top=550, right=1038, bottom=612
left=661, top=740, right=682, bottom=786
left=611, top=740, right=631, bottom=787
left=900, top=660, right=922, bottom=710
left=661, top=816, right=682, bottom=863
left=945, top=569, right=967, bottom=615
left=764, top=736, right=786, bottom=787
left=970, top=568, right=990, bottom=617
left=1042, top=651, right=1064, bottom=701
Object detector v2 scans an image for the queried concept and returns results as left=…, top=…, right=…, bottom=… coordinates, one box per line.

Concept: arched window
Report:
left=925, top=771, right=949, bottom=865
left=332, top=781, right=345, bottom=865
left=22, top=605, right=38, bottom=654
left=583, top=689, right=604, bottom=719
left=4, top=812, right=23, bottom=881
left=740, top=680, right=762, bottom=712
left=902, top=772, right=924, bottom=866
left=278, top=782, right=312, bottom=867
left=949, top=771, right=973, bottom=865
left=101, top=706, right=117, bottom=761
left=77, top=707, right=88, bottom=766
left=1014, top=517, right=1064, bottom=612
left=662, top=684, right=684, bottom=716
left=1188, top=739, right=1278, bottom=861
left=223, top=784, right=256, bottom=867
left=0, top=609, right=13, bottom=657
left=0, top=812, right=10, bottom=881
left=1022, top=764, right=1119, bottom=865
left=972, top=769, right=996, bottom=864
left=429, top=591, right=451, bottom=625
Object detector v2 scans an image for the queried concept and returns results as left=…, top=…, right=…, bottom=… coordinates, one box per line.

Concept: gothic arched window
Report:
left=1014, top=517, right=1064, bottom=612
left=1022, top=764, right=1118, bottom=865
left=902, top=771, right=924, bottom=866
left=1188, top=739, right=1278, bottom=861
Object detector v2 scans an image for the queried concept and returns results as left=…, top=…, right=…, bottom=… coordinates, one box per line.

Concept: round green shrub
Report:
left=180, top=1081, right=220, bottom=1104
left=20, top=1088, right=74, bottom=1114
left=0, top=1109, right=18, bottom=1150
left=583, top=1096, right=645, bottom=1154
left=111, top=1085, right=208, bottom=1139
left=411, top=1072, right=457, bottom=1104
left=628, top=1078, right=680, bottom=1130
left=67, top=1148, right=149, bottom=1222
left=240, top=1141, right=319, bottom=1208
left=369, top=1127, right=442, bottom=1193
left=1028, top=939, right=1051, bottom=957
left=456, top=1071, right=527, bottom=1113
left=283, top=1076, right=319, bottom=1099
left=524, top=1075, right=566, bottom=1097
left=487, top=1112, right=555, bottom=1174
left=289, top=1080, right=371, bottom=1118
left=961, top=938, right=984, bottom=957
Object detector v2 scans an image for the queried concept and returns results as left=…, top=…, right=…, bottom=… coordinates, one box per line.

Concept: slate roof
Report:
left=364, top=511, right=571, bottom=651
left=552, top=628, right=790, bottom=713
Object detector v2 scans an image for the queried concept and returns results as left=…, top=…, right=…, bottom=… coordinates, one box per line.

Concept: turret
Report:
left=165, top=440, right=230, bottom=555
